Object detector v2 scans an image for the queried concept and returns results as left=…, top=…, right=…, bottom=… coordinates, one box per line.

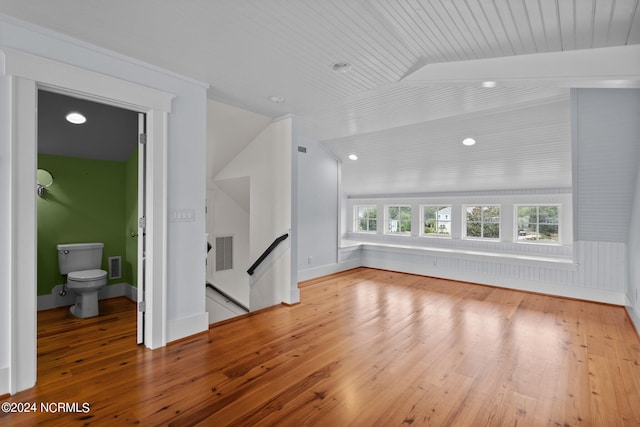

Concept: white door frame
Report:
left=137, top=113, right=147, bottom=344
left=2, top=47, right=173, bottom=393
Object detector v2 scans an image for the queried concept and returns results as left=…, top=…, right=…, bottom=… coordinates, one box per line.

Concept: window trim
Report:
left=514, top=204, right=561, bottom=245
left=354, top=205, right=378, bottom=233
left=420, top=204, right=452, bottom=239
left=385, top=204, right=412, bottom=236
left=463, top=205, right=501, bottom=241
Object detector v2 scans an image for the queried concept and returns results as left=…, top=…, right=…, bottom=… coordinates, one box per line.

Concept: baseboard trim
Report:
left=626, top=299, right=640, bottom=336
left=0, top=366, right=9, bottom=396
left=297, top=259, right=362, bottom=282
left=167, top=313, right=209, bottom=343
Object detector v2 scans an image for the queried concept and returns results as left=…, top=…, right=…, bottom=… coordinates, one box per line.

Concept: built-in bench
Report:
left=340, top=239, right=576, bottom=270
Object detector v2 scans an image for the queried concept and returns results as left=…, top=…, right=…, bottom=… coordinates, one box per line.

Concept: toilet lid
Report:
left=68, top=269, right=107, bottom=281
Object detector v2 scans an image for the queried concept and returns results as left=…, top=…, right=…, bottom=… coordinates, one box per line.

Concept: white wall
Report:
left=206, top=99, right=271, bottom=180
left=215, top=116, right=295, bottom=310
left=0, top=16, right=209, bottom=391
left=626, top=117, right=640, bottom=331
left=297, top=137, right=340, bottom=281
left=0, top=71, right=12, bottom=392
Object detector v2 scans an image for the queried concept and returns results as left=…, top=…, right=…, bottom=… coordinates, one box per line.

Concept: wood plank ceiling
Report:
left=1, top=0, right=638, bottom=194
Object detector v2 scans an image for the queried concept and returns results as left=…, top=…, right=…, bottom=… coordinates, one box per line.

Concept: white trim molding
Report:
left=626, top=295, right=640, bottom=335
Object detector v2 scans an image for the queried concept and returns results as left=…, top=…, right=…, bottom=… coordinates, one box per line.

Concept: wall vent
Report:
left=108, top=256, right=122, bottom=280
left=215, top=236, right=233, bottom=271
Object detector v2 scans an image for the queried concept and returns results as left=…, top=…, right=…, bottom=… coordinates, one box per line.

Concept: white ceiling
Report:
left=1, top=0, right=639, bottom=195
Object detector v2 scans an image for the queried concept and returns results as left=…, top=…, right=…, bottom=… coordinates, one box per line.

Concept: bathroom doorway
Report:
left=36, top=89, right=144, bottom=342
left=6, top=48, right=172, bottom=393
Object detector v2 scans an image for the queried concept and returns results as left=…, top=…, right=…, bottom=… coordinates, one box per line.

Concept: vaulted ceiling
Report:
left=1, top=0, right=639, bottom=195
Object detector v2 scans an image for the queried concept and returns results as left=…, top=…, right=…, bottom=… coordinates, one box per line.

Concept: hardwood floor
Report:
left=2, top=268, right=639, bottom=426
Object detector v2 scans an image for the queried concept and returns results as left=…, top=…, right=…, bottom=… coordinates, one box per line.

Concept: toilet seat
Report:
left=68, top=269, right=107, bottom=282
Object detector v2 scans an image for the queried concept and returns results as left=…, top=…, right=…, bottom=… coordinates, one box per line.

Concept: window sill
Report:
left=340, top=240, right=576, bottom=270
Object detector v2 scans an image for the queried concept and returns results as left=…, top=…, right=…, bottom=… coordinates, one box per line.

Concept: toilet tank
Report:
left=57, top=242, right=104, bottom=274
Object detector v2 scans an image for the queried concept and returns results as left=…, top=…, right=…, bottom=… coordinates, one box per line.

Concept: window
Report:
left=215, top=236, right=233, bottom=271
left=355, top=205, right=377, bottom=232
left=516, top=205, right=559, bottom=243
left=421, top=205, right=451, bottom=237
left=387, top=206, right=411, bottom=235
left=465, top=206, right=500, bottom=239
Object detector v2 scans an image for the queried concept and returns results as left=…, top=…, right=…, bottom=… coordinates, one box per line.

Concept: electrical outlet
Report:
left=308, top=256, right=312, bottom=265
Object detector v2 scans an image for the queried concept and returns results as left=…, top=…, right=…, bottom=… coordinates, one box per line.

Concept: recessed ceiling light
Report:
left=462, top=137, right=476, bottom=146
left=65, top=112, right=86, bottom=124
left=482, top=81, right=497, bottom=88
left=269, top=96, right=284, bottom=104
left=348, top=154, right=358, bottom=160
left=332, top=62, right=352, bottom=73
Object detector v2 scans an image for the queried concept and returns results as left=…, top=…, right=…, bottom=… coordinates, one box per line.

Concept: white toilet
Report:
left=57, top=242, right=108, bottom=318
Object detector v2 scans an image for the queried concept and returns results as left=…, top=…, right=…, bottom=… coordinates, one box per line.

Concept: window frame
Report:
left=514, top=204, right=561, bottom=244
left=420, top=204, right=452, bottom=238
left=463, top=205, right=501, bottom=241
left=354, top=205, right=378, bottom=233
left=385, top=205, right=412, bottom=236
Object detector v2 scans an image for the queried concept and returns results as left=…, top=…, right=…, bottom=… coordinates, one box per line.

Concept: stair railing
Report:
left=246, top=233, right=289, bottom=276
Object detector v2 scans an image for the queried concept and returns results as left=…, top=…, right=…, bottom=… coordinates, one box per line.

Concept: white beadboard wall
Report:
left=574, top=241, right=627, bottom=292
left=338, top=240, right=626, bottom=305
left=628, top=151, right=640, bottom=330
left=573, top=89, right=640, bottom=243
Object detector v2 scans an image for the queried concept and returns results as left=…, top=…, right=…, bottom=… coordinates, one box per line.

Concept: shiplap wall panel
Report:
left=574, top=89, right=640, bottom=243
left=574, top=241, right=626, bottom=292
left=355, top=240, right=626, bottom=296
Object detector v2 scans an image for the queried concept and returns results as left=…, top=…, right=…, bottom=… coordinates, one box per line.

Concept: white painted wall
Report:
left=626, top=117, right=640, bottom=331
left=206, top=99, right=271, bottom=180
left=0, top=72, right=12, bottom=393
left=214, top=116, right=295, bottom=310
left=297, top=137, right=340, bottom=281
left=0, top=16, right=209, bottom=394
left=626, top=164, right=640, bottom=331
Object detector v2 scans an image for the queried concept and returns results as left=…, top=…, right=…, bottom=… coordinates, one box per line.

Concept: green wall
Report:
left=37, top=153, right=137, bottom=296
